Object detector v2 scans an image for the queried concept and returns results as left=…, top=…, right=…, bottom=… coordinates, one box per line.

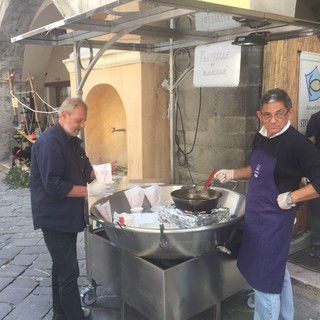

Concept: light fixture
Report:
left=232, top=17, right=271, bottom=29
left=231, top=32, right=270, bottom=46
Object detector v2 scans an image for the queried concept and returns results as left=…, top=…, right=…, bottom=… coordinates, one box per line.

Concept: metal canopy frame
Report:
left=11, top=0, right=320, bottom=51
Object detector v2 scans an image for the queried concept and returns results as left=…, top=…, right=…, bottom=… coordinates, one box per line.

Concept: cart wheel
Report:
left=81, top=286, right=97, bottom=306
left=246, top=290, right=255, bottom=309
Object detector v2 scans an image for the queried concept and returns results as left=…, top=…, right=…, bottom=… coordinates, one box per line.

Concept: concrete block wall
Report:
left=173, top=46, right=263, bottom=195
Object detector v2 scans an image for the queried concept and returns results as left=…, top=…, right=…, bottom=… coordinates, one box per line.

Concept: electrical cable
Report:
left=174, top=87, right=202, bottom=185
left=173, top=47, right=191, bottom=73
left=9, top=90, right=58, bottom=140
left=9, top=90, right=58, bottom=114
left=171, top=47, right=202, bottom=185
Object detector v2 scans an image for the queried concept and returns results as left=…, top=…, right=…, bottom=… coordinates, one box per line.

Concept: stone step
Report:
left=288, top=230, right=320, bottom=305
left=289, top=262, right=320, bottom=306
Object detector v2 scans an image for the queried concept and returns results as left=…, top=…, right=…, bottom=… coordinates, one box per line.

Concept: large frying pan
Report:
left=171, top=187, right=222, bottom=212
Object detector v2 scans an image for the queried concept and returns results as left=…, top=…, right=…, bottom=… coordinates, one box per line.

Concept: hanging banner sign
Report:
left=195, top=12, right=242, bottom=32
left=193, top=41, right=241, bottom=87
left=298, top=51, right=320, bottom=134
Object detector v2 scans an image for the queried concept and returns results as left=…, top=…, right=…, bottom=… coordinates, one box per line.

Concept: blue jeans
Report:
left=253, top=268, right=294, bottom=320
left=42, top=228, right=85, bottom=320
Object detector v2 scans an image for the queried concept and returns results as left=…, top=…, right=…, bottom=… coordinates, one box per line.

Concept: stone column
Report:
left=0, top=38, right=24, bottom=160
left=0, top=0, right=45, bottom=160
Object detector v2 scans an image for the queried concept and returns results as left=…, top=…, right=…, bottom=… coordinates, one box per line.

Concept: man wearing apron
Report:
left=215, top=88, right=320, bottom=320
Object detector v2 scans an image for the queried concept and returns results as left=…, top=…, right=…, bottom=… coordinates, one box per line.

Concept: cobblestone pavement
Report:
left=0, top=171, right=119, bottom=320
left=0, top=170, right=319, bottom=320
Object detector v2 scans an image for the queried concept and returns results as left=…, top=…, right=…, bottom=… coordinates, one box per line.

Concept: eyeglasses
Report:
left=260, top=109, right=290, bottom=121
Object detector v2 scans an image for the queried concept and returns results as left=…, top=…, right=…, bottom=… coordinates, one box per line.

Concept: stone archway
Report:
left=85, top=84, right=128, bottom=169
left=64, top=50, right=171, bottom=185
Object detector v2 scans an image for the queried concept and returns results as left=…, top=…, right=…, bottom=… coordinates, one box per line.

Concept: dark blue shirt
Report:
left=306, top=111, right=320, bottom=149
left=253, top=126, right=320, bottom=194
left=30, top=123, right=93, bottom=232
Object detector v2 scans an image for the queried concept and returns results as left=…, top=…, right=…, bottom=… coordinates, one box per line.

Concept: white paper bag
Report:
left=93, top=163, right=112, bottom=184
left=144, top=185, right=161, bottom=207
left=95, top=201, right=112, bottom=223
left=124, top=186, right=145, bottom=208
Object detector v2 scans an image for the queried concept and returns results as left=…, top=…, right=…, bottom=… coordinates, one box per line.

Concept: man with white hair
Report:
left=30, top=97, right=111, bottom=320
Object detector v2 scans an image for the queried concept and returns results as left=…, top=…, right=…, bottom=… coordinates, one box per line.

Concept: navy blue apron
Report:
left=237, top=148, right=296, bottom=294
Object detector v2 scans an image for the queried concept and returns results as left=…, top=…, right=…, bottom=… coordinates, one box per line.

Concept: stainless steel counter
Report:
left=85, top=185, right=248, bottom=319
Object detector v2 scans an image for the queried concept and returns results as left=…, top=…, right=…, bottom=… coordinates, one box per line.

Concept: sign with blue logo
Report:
left=298, top=52, right=320, bottom=134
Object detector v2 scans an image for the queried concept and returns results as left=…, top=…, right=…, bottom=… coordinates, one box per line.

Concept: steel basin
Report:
left=90, top=185, right=246, bottom=259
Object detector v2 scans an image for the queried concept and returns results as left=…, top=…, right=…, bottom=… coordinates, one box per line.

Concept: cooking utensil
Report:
left=204, top=168, right=217, bottom=189
left=171, top=186, right=222, bottom=212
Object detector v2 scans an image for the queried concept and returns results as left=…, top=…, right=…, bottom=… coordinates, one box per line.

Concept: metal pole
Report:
left=73, top=40, right=83, bottom=99
left=169, top=19, right=175, bottom=184
left=215, top=302, right=221, bottom=320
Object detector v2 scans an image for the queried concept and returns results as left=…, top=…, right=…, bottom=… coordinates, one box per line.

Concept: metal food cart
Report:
left=83, top=185, right=249, bottom=320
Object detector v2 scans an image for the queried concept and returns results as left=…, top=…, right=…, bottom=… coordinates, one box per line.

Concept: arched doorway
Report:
left=85, top=84, right=127, bottom=173
left=64, top=50, right=170, bottom=185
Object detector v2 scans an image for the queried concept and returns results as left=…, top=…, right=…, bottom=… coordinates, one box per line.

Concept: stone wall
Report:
left=173, top=46, right=263, bottom=194
left=0, top=0, right=43, bottom=160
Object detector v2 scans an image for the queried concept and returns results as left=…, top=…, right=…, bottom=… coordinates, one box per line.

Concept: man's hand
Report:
left=277, top=192, right=296, bottom=210
left=111, top=160, right=118, bottom=174
left=214, top=169, right=234, bottom=183
left=87, top=180, right=114, bottom=197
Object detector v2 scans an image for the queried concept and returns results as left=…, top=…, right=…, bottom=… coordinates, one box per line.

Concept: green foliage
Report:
left=3, top=164, right=30, bottom=189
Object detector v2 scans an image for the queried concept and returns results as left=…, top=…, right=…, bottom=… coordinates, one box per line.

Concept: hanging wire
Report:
left=173, top=47, right=191, bottom=73
left=9, top=89, right=59, bottom=140
left=174, top=87, right=202, bottom=185
left=171, top=47, right=204, bottom=185
left=9, top=90, right=58, bottom=114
